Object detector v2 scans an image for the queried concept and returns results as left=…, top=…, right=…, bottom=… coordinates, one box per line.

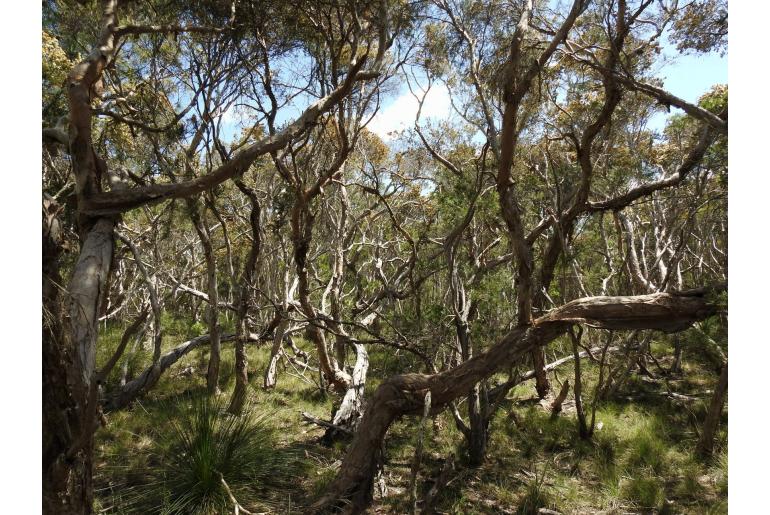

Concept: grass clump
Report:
left=620, top=474, right=665, bottom=510
left=516, top=466, right=554, bottom=515
left=123, top=395, right=301, bottom=514
left=713, top=449, right=728, bottom=496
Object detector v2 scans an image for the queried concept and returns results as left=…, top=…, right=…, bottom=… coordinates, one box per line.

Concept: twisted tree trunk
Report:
left=188, top=199, right=221, bottom=395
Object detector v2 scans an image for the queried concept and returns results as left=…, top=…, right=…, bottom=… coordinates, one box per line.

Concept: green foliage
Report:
left=42, top=30, right=73, bottom=119
left=516, top=465, right=554, bottom=515
left=123, top=396, right=302, bottom=514
left=670, top=0, right=728, bottom=55
left=620, top=474, right=665, bottom=510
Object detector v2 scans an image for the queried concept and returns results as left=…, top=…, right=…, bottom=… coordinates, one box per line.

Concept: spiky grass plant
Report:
left=123, top=395, right=301, bottom=514
left=516, top=463, right=553, bottom=515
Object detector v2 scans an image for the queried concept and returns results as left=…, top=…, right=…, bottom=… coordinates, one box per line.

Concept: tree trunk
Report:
left=467, top=384, right=488, bottom=467
left=532, top=348, right=550, bottom=399
left=188, top=199, right=221, bottom=395
left=697, top=361, right=728, bottom=456
left=323, top=343, right=369, bottom=443
left=264, top=317, right=288, bottom=389
left=291, top=200, right=351, bottom=392
left=228, top=183, right=261, bottom=414
left=570, top=330, right=590, bottom=438
left=550, top=379, right=571, bottom=417
left=43, top=197, right=97, bottom=514
left=671, top=335, right=683, bottom=374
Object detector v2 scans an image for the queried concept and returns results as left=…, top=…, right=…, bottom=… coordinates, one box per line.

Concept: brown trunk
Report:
left=228, top=183, right=261, bottom=414
left=532, top=348, right=550, bottom=399
left=550, top=379, right=571, bottom=417
left=291, top=199, right=351, bottom=392
left=188, top=199, right=221, bottom=395
left=570, top=329, right=590, bottom=438
left=43, top=197, right=96, bottom=514
left=313, top=323, right=565, bottom=513
left=671, top=335, right=683, bottom=374
left=697, top=361, right=728, bottom=456
left=227, top=333, right=249, bottom=413
left=466, top=384, right=488, bottom=467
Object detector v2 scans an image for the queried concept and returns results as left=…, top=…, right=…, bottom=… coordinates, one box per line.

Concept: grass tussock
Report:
left=105, top=395, right=304, bottom=514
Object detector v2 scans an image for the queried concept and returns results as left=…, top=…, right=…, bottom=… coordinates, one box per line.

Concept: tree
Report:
left=42, top=0, right=395, bottom=511
left=42, top=1, right=727, bottom=512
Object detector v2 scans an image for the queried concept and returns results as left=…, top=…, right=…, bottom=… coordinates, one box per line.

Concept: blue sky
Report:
left=367, top=44, right=727, bottom=140
left=646, top=37, right=727, bottom=131
left=219, top=30, right=727, bottom=144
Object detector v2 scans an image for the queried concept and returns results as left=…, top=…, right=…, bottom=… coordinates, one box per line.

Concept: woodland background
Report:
left=9, top=0, right=766, bottom=513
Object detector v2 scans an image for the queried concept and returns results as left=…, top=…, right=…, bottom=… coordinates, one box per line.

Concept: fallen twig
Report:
left=301, top=411, right=353, bottom=435
left=216, top=471, right=266, bottom=515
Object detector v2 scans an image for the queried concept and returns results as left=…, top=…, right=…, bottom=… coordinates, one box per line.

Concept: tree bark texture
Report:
left=228, top=184, right=261, bottom=414
left=188, top=199, right=222, bottom=395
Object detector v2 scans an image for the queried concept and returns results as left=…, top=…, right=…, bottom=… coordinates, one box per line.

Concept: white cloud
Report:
left=367, top=83, right=452, bottom=141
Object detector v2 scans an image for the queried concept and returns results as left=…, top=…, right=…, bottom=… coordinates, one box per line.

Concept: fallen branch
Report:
left=105, top=331, right=261, bottom=410
left=216, top=471, right=266, bottom=515
left=301, top=412, right=353, bottom=436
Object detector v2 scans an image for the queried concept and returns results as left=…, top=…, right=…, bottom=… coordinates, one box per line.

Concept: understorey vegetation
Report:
left=43, top=0, right=727, bottom=513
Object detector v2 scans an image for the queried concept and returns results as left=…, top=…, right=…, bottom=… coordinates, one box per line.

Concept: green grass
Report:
left=620, top=473, right=665, bottom=510
left=93, top=322, right=727, bottom=514
left=115, top=395, right=301, bottom=514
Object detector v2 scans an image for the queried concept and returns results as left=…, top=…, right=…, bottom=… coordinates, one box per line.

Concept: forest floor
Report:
left=93, top=315, right=727, bottom=514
